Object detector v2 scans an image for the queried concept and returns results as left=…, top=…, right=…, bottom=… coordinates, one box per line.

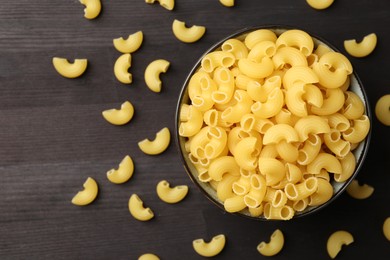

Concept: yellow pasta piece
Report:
left=138, top=127, right=171, bottom=155
left=106, top=155, right=134, bottom=184
left=257, top=229, right=284, bottom=256
left=128, top=194, right=154, bottom=221
left=52, top=57, right=88, bottom=78
left=156, top=180, right=189, bottom=203
left=306, top=0, right=334, bottom=10
left=383, top=217, right=390, bottom=241
left=192, top=234, right=226, bottom=257
left=145, top=0, right=174, bottom=10
left=71, top=177, right=98, bottom=206
left=138, top=253, right=160, bottom=260
left=113, top=31, right=143, bottom=54
left=144, top=59, right=170, bottom=93
left=327, top=230, right=354, bottom=259
left=102, top=101, right=134, bottom=125
left=114, top=54, right=132, bottom=84
left=80, top=0, right=101, bottom=19
left=219, top=0, right=234, bottom=7
left=346, top=179, right=374, bottom=199
left=344, top=33, right=377, bottom=58
left=375, top=94, right=390, bottom=126
left=172, top=19, right=206, bottom=43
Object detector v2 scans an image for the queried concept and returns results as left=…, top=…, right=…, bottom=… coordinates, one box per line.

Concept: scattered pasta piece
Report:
left=383, top=217, right=390, bottom=241
left=344, top=33, right=377, bottom=58
left=79, top=0, right=101, bottom=19
left=219, top=0, right=234, bottom=7
left=145, top=0, right=174, bottom=11
left=306, top=0, right=334, bottom=10
left=106, top=155, right=134, bottom=184
left=138, top=127, right=171, bottom=155
left=257, top=229, right=284, bottom=256
left=138, top=253, right=160, bottom=260
left=113, top=31, right=143, bottom=54
left=52, top=57, right=88, bottom=78
left=192, top=234, right=226, bottom=257
left=102, top=101, right=134, bottom=125
left=375, top=94, right=390, bottom=126
left=71, top=177, right=98, bottom=206
left=172, top=19, right=206, bottom=43
left=128, top=194, right=154, bottom=221
left=114, top=54, right=132, bottom=84
left=156, top=180, right=188, bottom=203
left=144, top=59, right=170, bottom=93
left=327, top=230, right=354, bottom=259
left=346, top=179, right=374, bottom=199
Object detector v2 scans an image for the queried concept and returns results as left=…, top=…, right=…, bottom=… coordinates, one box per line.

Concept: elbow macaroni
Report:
left=346, top=179, right=374, bottom=199
left=114, top=54, right=132, bottom=84
left=192, top=234, right=226, bottom=257
left=257, top=229, right=284, bottom=256
left=80, top=0, right=101, bottom=19
left=113, top=31, right=143, bottom=53
left=383, top=217, right=390, bottom=241
left=138, top=253, right=160, bottom=260
left=102, top=101, right=134, bottom=125
left=156, top=180, right=188, bottom=203
left=306, top=0, right=334, bottom=10
left=128, top=194, right=154, bottom=221
left=172, top=19, right=206, bottom=43
left=375, top=94, right=390, bottom=126
left=138, top=127, right=171, bottom=155
left=344, top=33, right=377, bottom=58
left=144, top=59, right=170, bottom=93
left=178, top=28, right=370, bottom=219
left=52, top=57, right=87, bottom=78
left=327, top=230, right=354, bottom=259
left=106, top=155, right=134, bottom=184
left=145, top=0, right=174, bottom=11
left=71, top=177, right=98, bottom=206
left=219, top=0, right=234, bottom=7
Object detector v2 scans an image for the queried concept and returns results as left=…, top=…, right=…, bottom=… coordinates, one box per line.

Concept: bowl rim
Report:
left=174, top=25, right=372, bottom=221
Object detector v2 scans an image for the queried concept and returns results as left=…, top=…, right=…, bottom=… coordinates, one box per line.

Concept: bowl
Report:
left=175, top=25, right=372, bottom=220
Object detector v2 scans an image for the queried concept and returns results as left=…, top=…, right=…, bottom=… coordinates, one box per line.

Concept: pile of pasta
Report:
left=178, top=29, right=371, bottom=220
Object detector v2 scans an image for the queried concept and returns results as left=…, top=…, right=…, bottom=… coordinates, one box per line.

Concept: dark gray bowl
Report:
left=175, top=25, right=372, bottom=220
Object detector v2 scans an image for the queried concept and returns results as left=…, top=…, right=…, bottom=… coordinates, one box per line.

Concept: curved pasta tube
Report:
left=326, top=113, right=350, bottom=132
left=324, top=130, right=351, bottom=157
left=187, top=71, right=217, bottom=111
left=106, top=155, right=134, bottom=184
left=221, top=90, right=253, bottom=123
left=285, top=177, right=318, bottom=201
left=311, top=88, right=345, bottom=116
left=192, top=234, right=226, bottom=257
left=144, top=59, right=170, bottom=93
left=102, top=101, right=134, bottom=125
left=114, top=53, right=132, bottom=84
left=342, top=115, right=370, bottom=143
left=138, top=127, right=170, bottom=155
left=294, top=115, right=330, bottom=142
left=234, top=137, right=261, bottom=171
left=138, top=253, right=160, bottom=260
left=258, top=158, right=285, bottom=186
left=128, top=194, right=154, bottom=221
left=238, top=57, right=274, bottom=79
left=346, top=180, right=374, bottom=199
left=248, top=204, right=264, bottom=217
left=251, top=87, right=284, bottom=119
left=285, top=84, right=323, bottom=117
left=276, top=29, right=314, bottom=56
left=247, top=76, right=281, bottom=102
left=145, top=0, right=174, bottom=10
left=113, top=31, right=143, bottom=53
left=308, top=178, right=333, bottom=206
left=224, top=195, right=246, bottom=212
left=80, top=0, right=101, bottom=19
left=71, top=177, right=98, bottom=206
left=244, top=29, right=277, bottom=49
left=327, top=231, right=354, bottom=259
left=227, top=127, right=260, bottom=156
left=190, top=126, right=227, bottom=159
left=217, top=173, right=239, bottom=201
left=272, top=47, right=308, bottom=70
left=172, top=19, right=206, bottom=43
left=179, top=104, right=203, bottom=137
left=314, top=44, right=332, bottom=58
left=375, top=94, right=390, bottom=126
left=219, top=0, right=234, bottom=7
left=274, top=108, right=299, bottom=126
left=257, top=229, right=284, bottom=256
left=201, top=51, right=235, bottom=73
left=232, top=170, right=252, bottom=196
left=342, top=91, right=365, bottom=120
left=307, top=153, right=342, bottom=175
left=156, top=180, right=188, bottom=203
left=208, top=156, right=240, bottom=181
left=383, top=217, right=390, bottom=241
left=297, top=134, right=322, bottom=165
left=282, top=66, right=319, bottom=90
left=243, top=174, right=267, bottom=208
left=335, top=152, right=356, bottom=182
left=306, top=0, right=334, bottom=10
left=52, top=57, right=88, bottom=78
left=221, top=38, right=248, bottom=59
left=344, top=33, right=377, bottom=58
left=247, top=41, right=276, bottom=62
left=212, top=67, right=235, bottom=104
left=263, top=124, right=299, bottom=144
left=276, top=140, right=298, bottom=163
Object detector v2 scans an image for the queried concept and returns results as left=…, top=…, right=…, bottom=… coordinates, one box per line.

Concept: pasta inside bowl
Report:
left=175, top=26, right=371, bottom=220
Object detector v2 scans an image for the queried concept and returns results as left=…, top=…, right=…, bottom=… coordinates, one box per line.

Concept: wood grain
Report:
left=0, top=0, right=389, bottom=259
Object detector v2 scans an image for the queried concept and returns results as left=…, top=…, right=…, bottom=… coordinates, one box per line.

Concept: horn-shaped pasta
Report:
left=138, top=127, right=171, bottom=155
left=113, top=31, right=143, bottom=54
left=251, top=87, right=284, bottom=119
left=145, top=0, right=174, bottom=10
left=311, top=88, right=345, bottom=115
left=344, top=33, right=377, bottom=58
left=232, top=169, right=252, bottom=195
left=285, top=177, right=318, bottom=201
left=306, top=0, right=334, bottom=10
left=307, top=153, right=342, bottom=174
left=324, top=130, right=351, bottom=157
left=342, top=91, right=365, bottom=120
left=276, top=140, right=299, bottom=163
left=224, top=195, right=246, bottom=212
left=247, top=41, right=276, bottom=62
left=234, top=137, right=261, bottom=170
left=52, top=57, right=88, bottom=78
left=327, top=231, right=354, bottom=259
left=244, top=29, right=277, bottom=49
left=294, top=115, right=330, bottom=141
left=285, top=84, right=323, bottom=117
left=247, top=76, right=281, bottom=102
left=282, top=66, right=319, bottom=90
left=258, top=158, right=285, bottom=186
left=263, top=124, right=299, bottom=144
left=274, top=108, right=300, bottom=126
left=71, top=177, right=98, bottom=206
left=221, top=90, right=253, bottom=123
left=144, top=59, right=170, bottom=93
left=192, top=234, right=226, bottom=257
left=238, top=57, right=274, bottom=79
left=208, top=156, right=240, bottom=181
left=221, top=38, right=248, bottom=59
left=244, top=174, right=267, bottom=208
left=335, top=152, right=356, bottom=182
left=285, top=163, right=302, bottom=184
left=156, top=180, right=189, bottom=203
left=325, top=113, right=350, bottom=132
left=342, top=115, right=370, bottom=143
left=201, top=51, right=235, bottom=73
left=80, top=0, right=101, bottom=19
left=114, top=53, right=132, bottom=84
left=172, top=19, right=206, bottom=43
left=179, top=104, right=203, bottom=137
left=128, top=194, right=154, bottom=221
left=276, top=29, right=314, bottom=56
left=102, top=101, right=135, bottom=125
left=272, top=46, right=308, bottom=70
left=346, top=179, right=374, bottom=199
left=308, top=178, right=333, bottom=206
left=106, top=155, right=134, bottom=184
left=188, top=71, right=217, bottom=111
left=257, top=229, right=284, bottom=256
left=212, top=67, right=235, bottom=104
left=263, top=203, right=294, bottom=220
left=217, top=173, right=239, bottom=201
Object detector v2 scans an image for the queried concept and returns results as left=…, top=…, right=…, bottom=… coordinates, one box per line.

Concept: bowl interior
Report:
left=175, top=26, right=371, bottom=220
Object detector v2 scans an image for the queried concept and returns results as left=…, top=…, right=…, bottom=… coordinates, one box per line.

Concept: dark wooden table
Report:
left=1, top=0, right=389, bottom=259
